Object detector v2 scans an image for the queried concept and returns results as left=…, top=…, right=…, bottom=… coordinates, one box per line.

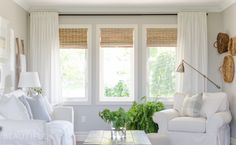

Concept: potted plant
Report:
left=127, top=96, right=165, bottom=133
left=99, top=107, right=129, bottom=139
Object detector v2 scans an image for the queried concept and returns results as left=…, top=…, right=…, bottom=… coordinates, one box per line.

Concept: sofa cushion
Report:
left=173, top=93, right=187, bottom=113
left=168, top=117, right=206, bottom=133
left=201, top=92, right=229, bottom=118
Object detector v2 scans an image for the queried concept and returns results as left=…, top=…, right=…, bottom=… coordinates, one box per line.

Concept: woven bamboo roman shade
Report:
left=100, top=28, right=134, bottom=48
left=147, top=28, right=177, bottom=47
left=59, top=28, right=88, bottom=49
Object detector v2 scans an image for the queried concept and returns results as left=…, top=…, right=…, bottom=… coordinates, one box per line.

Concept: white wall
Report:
left=0, top=0, right=28, bottom=91
left=0, top=0, right=28, bottom=48
left=221, top=3, right=236, bottom=139
left=59, top=15, right=177, bottom=133
left=207, top=13, right=223, bottom=92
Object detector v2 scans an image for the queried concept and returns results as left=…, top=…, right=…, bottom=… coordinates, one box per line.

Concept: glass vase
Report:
left=110, top=122, right=126, bottom=140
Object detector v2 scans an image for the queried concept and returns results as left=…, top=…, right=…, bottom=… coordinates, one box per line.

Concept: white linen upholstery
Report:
left=47, top=120, right=74, bottom=145
left=0, top=96, right=30, bottom=120
left=173, top=92, right=186, bottom=112
left=168, top=117, right=206, bottom=133
left=153, top=109, right=179, bottom=133
left=0, top=106, right=75, bottom=145
left=153, top=92, right=231, bottom=145
left=52, top=106, right=74, bottom=128
left=201, top=92, right=229, bottom=118
left=0, top=120, right=46, bottom=140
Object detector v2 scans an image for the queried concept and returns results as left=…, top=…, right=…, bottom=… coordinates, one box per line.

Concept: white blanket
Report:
left=0, top=120, right=74, bottom=145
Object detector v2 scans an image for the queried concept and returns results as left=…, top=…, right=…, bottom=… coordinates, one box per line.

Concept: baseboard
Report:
left=75, top=131, right=89, bottom=142
left=231, top=137, right=236, bottom=145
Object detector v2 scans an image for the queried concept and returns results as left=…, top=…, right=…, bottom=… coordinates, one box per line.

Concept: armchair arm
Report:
left=206, top=111, right=232, bottom=133
left=0, top=120, right=46, bottom=140
left=152, top=109, right=179, bottom=133
left=52, top=106, right=74, bottom=124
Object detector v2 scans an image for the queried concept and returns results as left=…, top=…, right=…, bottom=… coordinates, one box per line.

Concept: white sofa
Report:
left=0, top=91, right=75, bottom=145
left=153, top=92, right=232, bottom=145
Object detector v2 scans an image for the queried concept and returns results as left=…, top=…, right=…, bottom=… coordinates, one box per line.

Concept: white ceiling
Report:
left=13, top=0, right=236, bottom=13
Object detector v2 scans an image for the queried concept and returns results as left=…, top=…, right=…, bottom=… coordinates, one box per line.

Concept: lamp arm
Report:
left=182, top=60, right=221, bottom=89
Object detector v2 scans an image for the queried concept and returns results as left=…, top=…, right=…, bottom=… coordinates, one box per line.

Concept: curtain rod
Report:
left=59, top=13, right=178, bottom=16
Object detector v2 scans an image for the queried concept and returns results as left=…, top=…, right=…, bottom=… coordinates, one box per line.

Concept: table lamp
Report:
left=18, top=72, right=41, bottom=96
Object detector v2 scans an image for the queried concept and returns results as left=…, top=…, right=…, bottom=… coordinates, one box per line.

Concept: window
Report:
left=144, top=25, right=177, bottom=98
left=59, top=25, right=91, bottom=103
left=97, top=25, right=137, bottom=103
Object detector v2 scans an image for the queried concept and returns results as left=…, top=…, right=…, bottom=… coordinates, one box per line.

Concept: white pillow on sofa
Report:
left=181, top=93, right=203, bottom=117
left=173, top=93, right=187, bottom=112
left=0, top=96, right=30, bottom=120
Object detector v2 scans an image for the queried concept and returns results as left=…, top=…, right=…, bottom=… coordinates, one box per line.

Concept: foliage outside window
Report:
left=148, top=47, right=176, bottom=97
left=146, top=27, right=177, bottom=98
left=59, top=27, right=89, bottom=101
left=99, top=26, right=135, bottom=102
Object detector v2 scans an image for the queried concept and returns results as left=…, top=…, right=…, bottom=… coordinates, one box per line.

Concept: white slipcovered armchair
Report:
left=153, top=92, right=232, bottom=145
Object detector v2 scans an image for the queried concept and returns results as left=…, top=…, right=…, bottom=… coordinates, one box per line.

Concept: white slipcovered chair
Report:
left=0, top=90, right=76, bottom=145
left=153, top=92, right=232, bottom=145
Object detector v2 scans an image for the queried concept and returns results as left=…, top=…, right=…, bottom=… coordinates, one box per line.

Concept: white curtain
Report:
left=29, top=12, right=62, bottom=105
left=176, top=12, right=208, bottom=94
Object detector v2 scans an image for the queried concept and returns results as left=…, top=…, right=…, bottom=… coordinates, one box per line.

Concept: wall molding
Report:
left=220, top=0, right=236, bottom=12
left=13, top=0, right=236, bottom=13
left=13, top=0, right=30, bottom=11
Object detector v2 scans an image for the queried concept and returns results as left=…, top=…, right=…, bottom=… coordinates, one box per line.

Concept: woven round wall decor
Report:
left=214, top=32, right=229, bottom=54
left=228, top=37, right=236, bottom=56
left=221, top=55, right=234, bottom=83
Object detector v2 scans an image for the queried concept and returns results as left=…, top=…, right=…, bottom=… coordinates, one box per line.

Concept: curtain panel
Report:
left=176, top=12, right=208, bottom=94
left=29, top=12, right=62, bottom=105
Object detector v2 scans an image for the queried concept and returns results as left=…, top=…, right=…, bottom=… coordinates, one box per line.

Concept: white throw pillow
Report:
left=200, top=92, right=228, bottom=118
left=43, top=96, right=53, bottom=115
left=4, top=89, right=26, bottom=98
left=173, top=93, right=187, bottom=112
left=0, top=95, right=30, bottom=120
left=181, top=93, right=203, bottom=117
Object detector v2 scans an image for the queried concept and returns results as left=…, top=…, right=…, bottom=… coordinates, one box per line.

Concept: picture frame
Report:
left=0, top=16, right=9, bottom=58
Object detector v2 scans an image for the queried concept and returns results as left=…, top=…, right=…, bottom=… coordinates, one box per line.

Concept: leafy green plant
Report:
left=99, top=108, right=130, bottom=130
left=127, top=97, right=165, bottom=133
left=105, top=80, right=129, bottom=97
left=99, top=97, right=165, bottom=133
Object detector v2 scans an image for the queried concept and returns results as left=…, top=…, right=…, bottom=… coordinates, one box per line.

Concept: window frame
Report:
left=142, top=24, right=177, bottom=103
left=96, top=24, right=138, bottom=105
left=59, top=24, right=92, bottom=105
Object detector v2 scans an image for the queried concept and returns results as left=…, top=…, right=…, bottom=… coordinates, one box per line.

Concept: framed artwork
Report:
left=0, top=17, right=9, bottom=58
left=0, top=63, right=4, bottom=90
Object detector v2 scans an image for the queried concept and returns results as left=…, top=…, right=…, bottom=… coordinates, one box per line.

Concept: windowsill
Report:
left=146, top=96, right=174, bottom=107
left=62, top=100, right=91, bottom=106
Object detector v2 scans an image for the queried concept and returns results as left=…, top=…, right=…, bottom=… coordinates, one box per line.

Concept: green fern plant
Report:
left=99, top=97, right=165, bottom=133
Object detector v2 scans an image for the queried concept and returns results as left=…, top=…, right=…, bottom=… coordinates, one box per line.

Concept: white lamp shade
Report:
left=18, top=72, right=41, bottom=88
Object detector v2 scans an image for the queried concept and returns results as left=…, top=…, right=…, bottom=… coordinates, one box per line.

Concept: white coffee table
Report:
left=83, top=130, right=151, bottom=145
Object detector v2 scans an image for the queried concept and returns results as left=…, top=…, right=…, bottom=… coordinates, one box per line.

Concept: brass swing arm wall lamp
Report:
left=176, top=60, right=221, bottom=89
